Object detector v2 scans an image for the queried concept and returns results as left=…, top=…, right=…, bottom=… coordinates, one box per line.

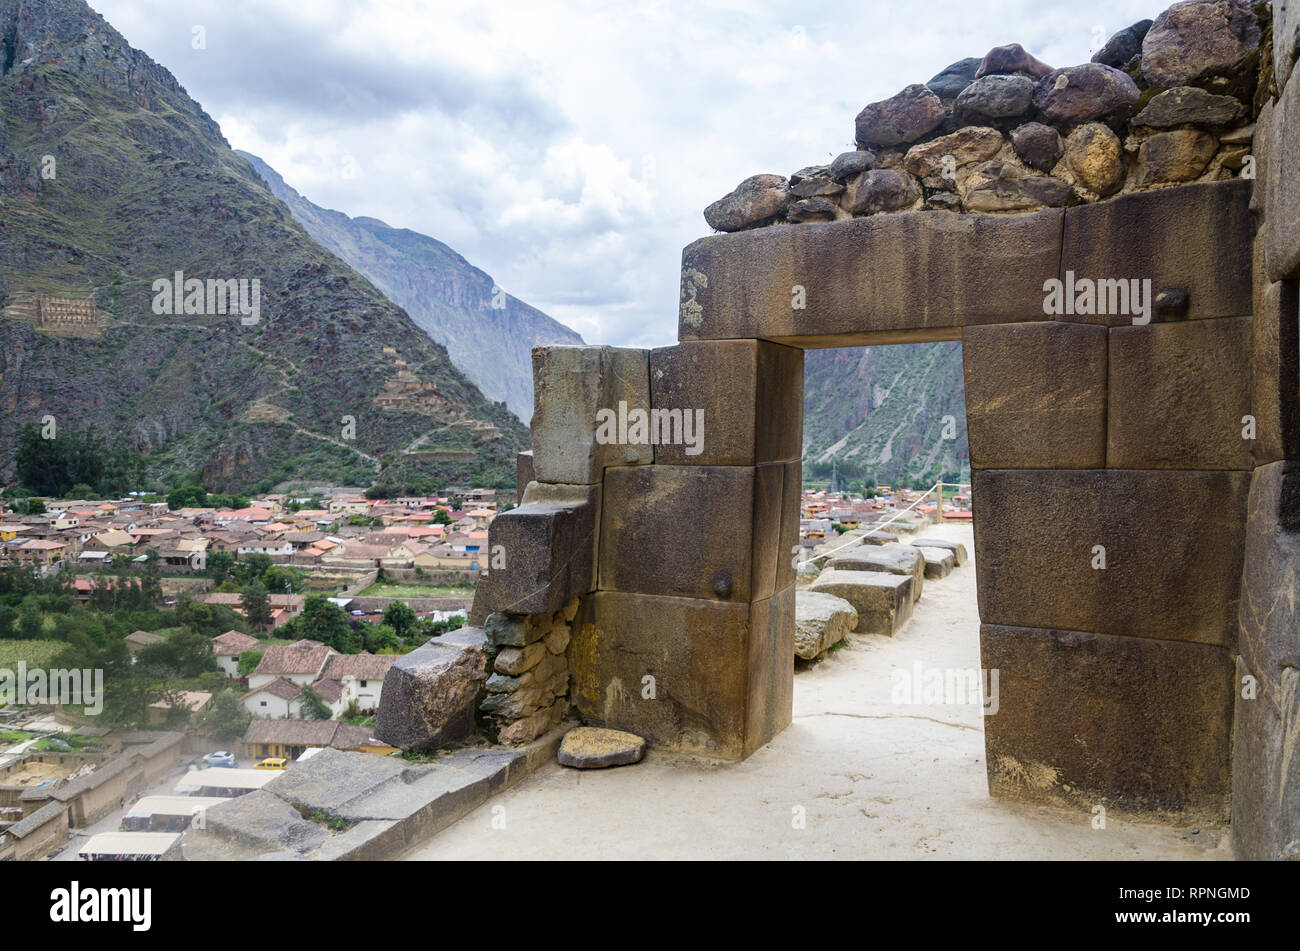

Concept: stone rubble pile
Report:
left=705, top=0, right=1266, bottom=231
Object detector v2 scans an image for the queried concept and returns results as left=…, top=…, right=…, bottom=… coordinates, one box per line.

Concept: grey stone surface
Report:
left=1131, top=86, right=1246, bottom=127
left=810, top=569, right=913, bottom=636
left=1010, top=122, right=1064, bottom=171
left=201, top=790, right=328, bottom=854
left=911, top=538, right=969, bottom=565
left=1092, top=19, right=1153, bottom=69
left=1141, top=0, right=1260, bottom=88
left=1033, top=63, right=1140, bottom=128
left=374, top=636, right=488, bottom=751
left=915, top=546, right=956, bottom=579
left=927, top=57, right=982, bottom=101
left=829, top=544, right=925, bottom=602
left=854, top=83, right=946, bottom=147
left=557, top=727, right=647, bottom=768
left=704, top=174, right=792, bottom=231
left=955, top=74, right=1035, bottom=121
left=794, top=590, right=858, bottom=659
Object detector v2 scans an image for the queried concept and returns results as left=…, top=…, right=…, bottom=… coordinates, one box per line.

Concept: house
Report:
left=146, top=690, right=212, bottom=726
left=247, top=639, right=335, bottom=690
left=83, top=529, right=134, bottom=553
left=242, top=677, right=308, bottom=718
left=125, top=631, right=166, bottom=655
left=211, top=630, right=261, bottom=678
left=15, top=539, right=67, bottom=566
left=241, top=720, right=394, bottom=761
left=318, top=652, right=397, bottom=713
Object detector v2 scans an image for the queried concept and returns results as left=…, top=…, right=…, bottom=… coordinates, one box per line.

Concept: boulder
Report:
left=810, top=569, right=913, bottom=636
left=704, top=174, right=791, bottom=231
left=854, top=84, right=946, bottom=148
left=910, top=538, right=969, bottom=566
left=955, top=74, right=1036, bottom=121
left=828, top=150, right=876, bottom=182
left=961, top=160, right=1072, bottom=212
left=1010, top=121, right=1064, bottom=171
left=1033, top=63, right=1140, bottom=127
left=794, top=590, right=858, bottom=659
left=976, top=43, right=1054, bottom=79
left=790, top=172, right=844, bottom=198
left=1141, top=0, right=1261, bottom=88
left=556, top=727, right=646, bottom=769
left=862, top=529, right=900, bottom=545
left=1064, top=122, right=1126, bottom=195
left=787, top=197, right=839, bottom=223
left=902, top=126, right=1004, bottom=178
left=927, top=57, right=983, bottom=101
left=1136, top=129, right=1217, bottom=185
left=1131, top=85, right=1246, bottom=127
left=374, top=631, right=488, bottom=751
left=1092, top=20, right=1154, bottom=70
left=915, top=546, right=956, bottom=579
left=842, top=168, right=922, bottom=215
left=829, top=543, right=925, bottom=602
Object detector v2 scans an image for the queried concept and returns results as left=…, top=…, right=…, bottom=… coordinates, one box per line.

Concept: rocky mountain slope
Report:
left=239, top=153, right=583, bottom=420
left=0, top=0, right=526, bottom=493
left=803, top=343, right=970, bottom=488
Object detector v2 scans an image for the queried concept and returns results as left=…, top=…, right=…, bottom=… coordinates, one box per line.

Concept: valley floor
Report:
left=403, top=524, right=1227, bottom=861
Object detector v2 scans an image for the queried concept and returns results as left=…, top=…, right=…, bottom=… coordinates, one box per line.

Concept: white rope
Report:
left=794, top=481, right=970, bottom=569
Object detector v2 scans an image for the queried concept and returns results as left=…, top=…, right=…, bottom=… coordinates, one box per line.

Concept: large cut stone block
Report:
left=1238, top=461, right=1300, bottom=687
left=648, top=340, right=802, bottom=465
left=375, top=631, right=488, bottom=752
left=679, top=209, right=1062, bottom=347
left=1107, top=316, right=1253, bottom=470
left=1267, top=68, right=1300, bottom=281
left=1230, top=658, right=1300, bottom=860
left=1251, top=266, right=1300, bottom=465
left=600, top=464, right=784, bottom=602
left=794, top=590, right=858, bottom=659
left=911, top=537, right=969, bottom=565
left=530, top=346, right=651, bottom=484
left=981, top=624, right=1233, bottom=820
left=1060, top=180, right=1254, bottom=325
left=809, top=569, right=913, bottom=636
left=515, top=451, right=534, bottom=505
left=479, top=482, right=598, bottom=616
left=570, top=591, right=792, bottom=759
left=828, top=544, right=924, bottom=602
left=915, top=546, right=955, bottom=579
left=777, top=459, right=802, bottom=592
left=962, top=321, right=1108, bottom=469
left=972, top=469, right=1249, bottom=644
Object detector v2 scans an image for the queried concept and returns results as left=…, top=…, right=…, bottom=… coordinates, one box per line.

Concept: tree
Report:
left=297, top=686, right=332, bottom=720
left=382, top=601, right=416, bottom=639
left=241, top=583, right=273, bottom=629
left=432, top=508, right=452, bottom=525
left=17, top=601, right=43, bottom=640
left=284, top=595, right=361, bottom=653
left=364, top=623, right=399, bottom=653
left=201, top=689, right=251, bottom=742
left=207, top=551, right=235, bottom=582
left=263, top=565, right=304, bottom=594
left=0, top=605, right=16, bottom=639
left=166, top=485, right=208, bottom=510
left=237, top=649, right=264, bottom=678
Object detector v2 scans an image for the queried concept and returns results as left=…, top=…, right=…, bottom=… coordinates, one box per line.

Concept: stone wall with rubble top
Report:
left=705, top=1, right=1271, bottom=231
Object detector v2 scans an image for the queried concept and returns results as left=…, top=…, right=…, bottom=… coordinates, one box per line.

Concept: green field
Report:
left=0, top=640, right=66, bottom=669
left=358, top=583, right=475, bottom=599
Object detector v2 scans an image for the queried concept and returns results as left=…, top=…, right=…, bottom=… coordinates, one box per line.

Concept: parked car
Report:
left=202, top=751, right=238, bottom=768
left=253, top=757, right=287, bottom=770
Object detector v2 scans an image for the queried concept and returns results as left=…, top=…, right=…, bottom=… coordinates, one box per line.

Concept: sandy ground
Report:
left=405, top=523, right=1228, bottom=861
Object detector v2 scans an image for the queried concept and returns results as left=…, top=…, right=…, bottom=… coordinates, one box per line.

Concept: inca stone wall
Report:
left=388, top=0, right=1299, bottom=859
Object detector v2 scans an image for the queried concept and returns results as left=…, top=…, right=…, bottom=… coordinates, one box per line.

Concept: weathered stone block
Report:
left=911, top=537, right=969, bottom=565
left=777, top=459, right=801, bottom=592
left=916, top=546, right=955, bottom=579
left=480, top=482, right=598, bottom=615
left=570, top=591, right=791, bottom=760
left=794, top=590, right=858, bottom=659
left=972, top=469, right=1249, bottom=644
left=809, top=569, right=913, bottom=636
left=515, top=451, right=534, bottom=505
left=1251, top=271, right=1300, bottom=465
left=1060, top=180, right=1254, bottom=325
left=1270, top=33, right=1300, bottom=281
left=981, top=623, right=1233, bottom=820
left=1107, top=316, right=1253, bottom=470
left=530, top=346, right=651, bottom=484
left=599, top=464, right=784, bottom=603
left=1230, top=658, right=1300, bottom=860
left=962, top=321, right=1108, bottom=469
left=557, top=727, right=647, bottom=769
left=648, top=340, right=802, bottom=466
left=1238, top=461, right=1300, bottom=686
left=828, top=544, right=924, bottom=602
left=375, top=633, right=488, bottom=751
left=679, top=209, right=1062, bottom=347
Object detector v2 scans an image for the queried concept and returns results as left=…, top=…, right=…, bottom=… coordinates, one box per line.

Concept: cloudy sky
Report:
left=91, top=0, right=1159, bottom=348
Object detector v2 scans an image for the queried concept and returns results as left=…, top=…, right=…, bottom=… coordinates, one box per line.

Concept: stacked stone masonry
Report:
left=384, top=0, right=1299, bottom=859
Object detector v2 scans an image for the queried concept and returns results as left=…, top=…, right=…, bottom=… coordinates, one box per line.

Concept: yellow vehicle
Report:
left=253, top=757, right=288, bottom=770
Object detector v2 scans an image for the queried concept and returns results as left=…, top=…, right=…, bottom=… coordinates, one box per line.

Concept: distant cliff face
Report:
left=803, top=343, right=970, bottom=487
left=239, top=153, right=584, bottom=420
left=0, top=0, right=526, bottom=492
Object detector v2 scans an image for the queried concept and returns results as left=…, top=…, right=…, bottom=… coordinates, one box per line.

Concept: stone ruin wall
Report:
left=378, top=0, right=1300, bottom=860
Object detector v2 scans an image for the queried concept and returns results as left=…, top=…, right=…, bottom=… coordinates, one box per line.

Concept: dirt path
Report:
left=404, top=523, right=1228, bottom=860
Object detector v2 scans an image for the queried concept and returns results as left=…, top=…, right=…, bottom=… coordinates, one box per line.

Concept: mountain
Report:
left=0, top=0, right=526, bottom=494
left=802, top=343, right=970, bottom=489
left=238, top=153, right=583, bottom=420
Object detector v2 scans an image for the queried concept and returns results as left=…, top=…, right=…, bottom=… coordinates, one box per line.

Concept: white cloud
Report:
left=90, top=0, right=1163, bottom=348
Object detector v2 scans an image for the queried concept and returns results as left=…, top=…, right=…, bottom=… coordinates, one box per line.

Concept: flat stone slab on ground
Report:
left=911, top=538, right=969, bottom=565
left=828, top=544, right=925, bottom=602
left=916, top=547, right=956, bottom=579
left=557, top=727, right=647, bottom=769
left=794, top=590, right=859, bottom=659
left=862, top=530, right=900, bottom=545
left=809, top=569, right=913, bottom=636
